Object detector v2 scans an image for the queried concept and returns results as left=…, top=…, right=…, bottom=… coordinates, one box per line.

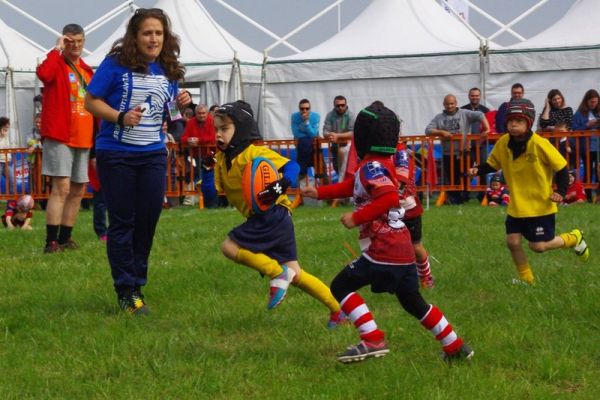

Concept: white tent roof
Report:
left=489, top=0, right=600, bottom=73
left=0, top=17, right=45, bottom=73
left=88, top=0, right=263, bottom=78
left=276, top=0, right=481, bottom=61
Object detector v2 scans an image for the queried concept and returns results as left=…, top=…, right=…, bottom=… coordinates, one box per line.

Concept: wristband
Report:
left=117, top=111, right=126, bottom=128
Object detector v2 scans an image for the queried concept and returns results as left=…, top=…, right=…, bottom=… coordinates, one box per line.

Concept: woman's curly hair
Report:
left=108, top=8, right=185, bottom=81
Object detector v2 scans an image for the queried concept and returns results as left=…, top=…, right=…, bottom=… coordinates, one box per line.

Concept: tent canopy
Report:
left=261, top=0, right=483, bottom=139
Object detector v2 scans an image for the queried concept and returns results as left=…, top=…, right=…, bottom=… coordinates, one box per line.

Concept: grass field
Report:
left=0, top=201, right=599, bottom=399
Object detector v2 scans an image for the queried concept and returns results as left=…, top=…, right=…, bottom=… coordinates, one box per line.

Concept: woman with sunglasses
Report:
left=85, top=8, right=191, bottom=315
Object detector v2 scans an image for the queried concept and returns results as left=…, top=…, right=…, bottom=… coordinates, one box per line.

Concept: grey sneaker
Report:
left=337, top=340, right=389, bottom=363
left=441, top=343, right=474, bottom=362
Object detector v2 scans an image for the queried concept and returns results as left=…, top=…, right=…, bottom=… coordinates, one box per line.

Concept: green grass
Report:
left=1, top=202, right=599, bottom=399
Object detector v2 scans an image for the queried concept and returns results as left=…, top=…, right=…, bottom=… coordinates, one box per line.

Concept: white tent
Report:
left=260, top=0, right=483, bottom=139
left=0, top=17, right=45, bottom=145
left=486, top=0, right=599, bottom=113
left=88, top=0, right=264, bottom=109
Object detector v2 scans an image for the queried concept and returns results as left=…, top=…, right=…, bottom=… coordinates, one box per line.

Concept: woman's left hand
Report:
left=176, top=91, right=192, bottom=108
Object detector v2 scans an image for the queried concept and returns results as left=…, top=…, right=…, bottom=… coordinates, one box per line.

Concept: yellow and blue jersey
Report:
left=215, top=144, right=293, bottom=218
left=487, top=133, right=567, bottom=218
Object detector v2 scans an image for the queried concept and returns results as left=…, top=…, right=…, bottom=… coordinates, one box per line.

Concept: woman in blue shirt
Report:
left=85, top=8, right=191, bottom=315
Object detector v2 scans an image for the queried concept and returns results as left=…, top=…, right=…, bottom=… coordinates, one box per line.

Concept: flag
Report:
left=441, top=0, right=469, bottom=22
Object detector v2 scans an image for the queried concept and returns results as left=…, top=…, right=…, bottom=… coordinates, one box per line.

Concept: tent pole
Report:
left=84, top=0, right=135, bottom=35
left=459, top=0, right=526, bottom=42
left=265, top=0, right=347, bottom=53
left=488, top=0, right=549, bottom=42
left=212, top=0, right=301, bottom=54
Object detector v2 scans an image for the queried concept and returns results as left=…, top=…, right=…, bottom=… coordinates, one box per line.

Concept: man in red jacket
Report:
left=37, top=24, right=94, bottom=253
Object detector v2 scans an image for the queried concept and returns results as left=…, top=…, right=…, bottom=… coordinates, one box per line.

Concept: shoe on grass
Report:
left=59, top=238, right=79, bottom=250
left=337, top=340, right=389, bottom=363
left=118, top=292, right=150, bottom=316
left=441, top=343, right=474, bottom=362
left=571, top=229, right=589, bottom=262
left=327, top=310, right=349, bottom=329
left=44, top=241, right=63, bottom=254
left=267, top=265, right=294, bottom=310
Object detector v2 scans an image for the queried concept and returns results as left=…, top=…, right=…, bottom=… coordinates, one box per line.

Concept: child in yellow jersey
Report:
left=469, top=99, right=589, bottom=285
left=213, top=100, right=346, bottom=327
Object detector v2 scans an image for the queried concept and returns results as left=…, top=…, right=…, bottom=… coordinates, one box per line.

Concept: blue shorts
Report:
left=505, top=214, right=555, bottom=242
left=340, top=256, right=419, bottom=295
left=229, top=205, right=297, bottom=264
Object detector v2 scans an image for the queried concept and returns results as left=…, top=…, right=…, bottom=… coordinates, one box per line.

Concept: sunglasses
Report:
left=299, top=107, right=310, bottom=111
left=335, top=104, right=347, bottom=108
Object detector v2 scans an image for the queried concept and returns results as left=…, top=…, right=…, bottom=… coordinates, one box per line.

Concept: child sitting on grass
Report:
left=2, top=195, right=34, bottom=230
left=303, top=102, right=473, bottom=363
left=485, top=174, right=510, bottom=207
left=562, top=170, right=586, bottom=205
left=469, top=99, right=589, bottom=285
left=213, top=100, right=346, bottom=327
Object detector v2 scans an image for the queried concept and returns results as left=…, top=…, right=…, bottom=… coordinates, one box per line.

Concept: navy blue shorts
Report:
left=505, top=214, right=555, bottom=242
left=229, top=205, right=297, bottom=264
left=337, top=256, right=419, bottom=295
left=404, top=215, right=422, bottom=244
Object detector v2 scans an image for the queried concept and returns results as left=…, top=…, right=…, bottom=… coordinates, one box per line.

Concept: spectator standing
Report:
left=290, top=98, right=320, bottom=179
left=0, top=117, right=13, bottom=194
left=538, top=89, right=573, bottom=132
left=181, top=104, right=217, bottom=208
left=323, top=95, right=354, bottom=180
left=572, top=89, right=600, bottom=201
left=496, top=83, right=525, bottom=134
left=85, top=8, right=191, bottom=314
left=36, top=24, right=95, bottom=253
left=461, top=87, right=490, bottom=134
left=425, top=94, right=489, bottom=204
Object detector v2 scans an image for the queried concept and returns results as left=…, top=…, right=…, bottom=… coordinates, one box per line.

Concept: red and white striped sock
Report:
left=420, top=304, right=463, bottom=354
left=416, top=255, right=432, bottom=279
left=340, top=292, right=385, bottom=343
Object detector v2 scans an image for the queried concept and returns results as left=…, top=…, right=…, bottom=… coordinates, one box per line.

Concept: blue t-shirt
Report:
left=87, top=56, right=178, bottom=152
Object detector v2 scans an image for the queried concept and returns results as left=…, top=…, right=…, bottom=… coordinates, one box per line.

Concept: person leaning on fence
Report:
left=84, top=8, right=192, bottom=315
left=495, top=83, right=525, bottom=134
left=302, top=102, right=473, bottom=364
left=36, top=23, right=95, bottom=254
left=290, top=98, right=320, bottom=180
left=572, top=89, right=600, bottom=202
left=469, top=99, right=590, bottom=286
left=213, top=100, right=346, bottom=328
left=323, top=95, right=354, bottom=181
left=425, top=94, right=489, bottom=204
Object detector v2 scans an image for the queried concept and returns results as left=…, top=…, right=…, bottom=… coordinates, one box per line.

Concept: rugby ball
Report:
left=242, top=157, right=280, bottom=214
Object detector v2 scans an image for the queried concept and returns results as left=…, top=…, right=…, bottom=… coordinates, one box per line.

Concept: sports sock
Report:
left=559, top=232, right=576, bottom=248
left=516, top=263, right=535, bottom=284
left=340, top=292, right=384, bottom=343
left=292, top=270, right=340, bottom=312
left=416, top=255, right=432, bottom=279
left=420, top=304, right=463, bottom=355
left=45, top=224, right=59, bottom=246
left=58, top=225, right=73, bottom=245
left=235, top=248, right=283, bottom=278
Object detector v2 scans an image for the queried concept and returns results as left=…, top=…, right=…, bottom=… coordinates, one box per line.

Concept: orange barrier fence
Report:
left=1, top=131, right=599, bottom=206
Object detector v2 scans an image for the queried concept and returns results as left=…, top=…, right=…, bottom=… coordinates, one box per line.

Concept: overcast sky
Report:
left=0, top=0, right=577, bottom=57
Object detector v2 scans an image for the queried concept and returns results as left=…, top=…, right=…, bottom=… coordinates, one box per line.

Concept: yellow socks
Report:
left=235, top=248, right=282, bottom=279
left=559, top=232, right=577, bottom=248
left=516, top=263, right=535, bottom=285
left=293, top=270, right=340, bottom=312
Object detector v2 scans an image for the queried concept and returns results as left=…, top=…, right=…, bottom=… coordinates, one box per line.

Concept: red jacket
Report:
left=181, top=114, right=216, bottom=157
left=36, top=49, right=94, bottom=145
